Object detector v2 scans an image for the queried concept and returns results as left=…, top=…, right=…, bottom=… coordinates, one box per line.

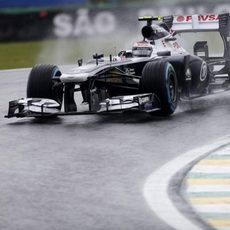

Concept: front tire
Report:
left=140, top=59, right=178, bottom=115
left=27, top=64, right=63, bottom=109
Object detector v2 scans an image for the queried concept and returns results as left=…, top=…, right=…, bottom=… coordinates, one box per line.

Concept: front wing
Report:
left=5, top=94, right=161, bottom=118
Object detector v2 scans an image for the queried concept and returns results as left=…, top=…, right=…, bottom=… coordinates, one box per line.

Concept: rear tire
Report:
left=27, top=64, right=63, bottom=109
left=140, top=59, right=178, bottom=115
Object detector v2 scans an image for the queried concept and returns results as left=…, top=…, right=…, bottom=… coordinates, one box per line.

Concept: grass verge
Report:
left=0, top=36, right=133, bottom=70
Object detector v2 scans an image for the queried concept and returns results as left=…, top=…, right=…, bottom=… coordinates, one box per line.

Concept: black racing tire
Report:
left=27, top=64, right=63, bottom=108
left=140, top=59, right=178, bottom=115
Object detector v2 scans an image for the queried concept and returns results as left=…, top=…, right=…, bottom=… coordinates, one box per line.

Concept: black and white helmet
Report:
left=132, top=41, right=153, bottom=57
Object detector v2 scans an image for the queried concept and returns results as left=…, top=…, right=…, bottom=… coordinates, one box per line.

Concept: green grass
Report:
left=0, top=36, right=133, bottom=70
left=0, top=41, right=43, bottom=69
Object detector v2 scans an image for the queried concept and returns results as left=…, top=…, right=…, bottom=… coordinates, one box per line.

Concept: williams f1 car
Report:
left=5, top=13, right=230, bottom=118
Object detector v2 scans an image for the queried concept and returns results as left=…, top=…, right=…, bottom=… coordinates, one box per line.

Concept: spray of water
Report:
left=36, top=29, right=140, bottom=66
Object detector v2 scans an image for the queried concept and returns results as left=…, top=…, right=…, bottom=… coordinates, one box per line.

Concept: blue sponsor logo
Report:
left=0, top=0, right=86, bottom=8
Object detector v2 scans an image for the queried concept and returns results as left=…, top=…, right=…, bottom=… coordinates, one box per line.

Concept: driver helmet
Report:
left=132, top=41, right=153, bottom=57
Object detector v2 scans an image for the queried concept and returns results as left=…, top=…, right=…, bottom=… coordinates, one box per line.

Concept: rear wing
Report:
left=164, top=14, right=220, bottom=32
left=162, top=13, right=230, bottom=33
left=163, top=13, right=230, bottom=63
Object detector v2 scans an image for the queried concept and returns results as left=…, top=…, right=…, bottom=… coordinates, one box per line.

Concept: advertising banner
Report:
left=0, top=2, right=230, bottom=41
left=0, top=0, right=86, bottom=8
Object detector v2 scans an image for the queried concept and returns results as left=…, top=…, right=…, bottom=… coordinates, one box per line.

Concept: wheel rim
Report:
left=168, top=74, right=177, bottom=103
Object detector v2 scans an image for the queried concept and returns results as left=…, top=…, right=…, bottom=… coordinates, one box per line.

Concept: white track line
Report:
left=187, top=185, right=230, bottom=193
left=0, top=67, right=31, bottom=73
left=192, top=204, right=230, bottom=213
left=143, top=135, right=230, bottom=230
left=191, top=165, right=230, bottom=173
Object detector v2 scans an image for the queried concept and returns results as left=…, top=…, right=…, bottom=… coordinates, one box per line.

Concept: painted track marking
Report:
left=186, top=144, right=230, bottom=230
left=143, top=135, right=230, bottom=230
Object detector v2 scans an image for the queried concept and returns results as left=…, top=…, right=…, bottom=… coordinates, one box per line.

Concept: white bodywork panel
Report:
left=17, top=98, right=60, bottom=114
left=60, top=57, right=158, bottom=83
left=98, top=94, right=160, bottom=113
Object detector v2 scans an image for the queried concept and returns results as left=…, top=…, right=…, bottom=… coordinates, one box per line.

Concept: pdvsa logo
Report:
left=176, top=14, right=219, bottom=22
left=176, top=16, right=185, bottom=22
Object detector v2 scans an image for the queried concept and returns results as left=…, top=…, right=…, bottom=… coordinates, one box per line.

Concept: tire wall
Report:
left=1, top=1, right=230, bottom=41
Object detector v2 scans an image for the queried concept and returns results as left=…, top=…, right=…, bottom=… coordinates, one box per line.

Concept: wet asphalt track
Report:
left=0, top=67, right=230, bottom=230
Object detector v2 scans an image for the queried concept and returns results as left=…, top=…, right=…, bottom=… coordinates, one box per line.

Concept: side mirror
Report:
left=157, top=51, right=171, bottom=56
left=164, top=37, right=177, bottom=42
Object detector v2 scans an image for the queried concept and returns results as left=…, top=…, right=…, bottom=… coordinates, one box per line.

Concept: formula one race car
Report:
left=5, top=13, right=230, bottom=118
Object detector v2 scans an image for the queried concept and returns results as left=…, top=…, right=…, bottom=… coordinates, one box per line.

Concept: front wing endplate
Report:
left=5, top=98, right=61, bottom=118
